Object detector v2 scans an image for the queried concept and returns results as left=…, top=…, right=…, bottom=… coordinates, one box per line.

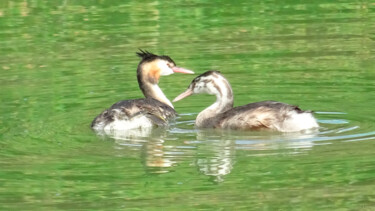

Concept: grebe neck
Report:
left=137, top=69, right=173, bottom=108
left=196, top=78, right=233, bottom=127
left=146, top=83, right=173, bottom=108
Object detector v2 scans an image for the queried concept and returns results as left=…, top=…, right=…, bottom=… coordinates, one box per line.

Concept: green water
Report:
left=1, top=0, right=375, bottom=210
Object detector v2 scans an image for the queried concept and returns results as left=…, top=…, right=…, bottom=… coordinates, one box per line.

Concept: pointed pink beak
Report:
left=173, top=89, right=193, bottom=102
left=171, top=66, right=194, bottom=74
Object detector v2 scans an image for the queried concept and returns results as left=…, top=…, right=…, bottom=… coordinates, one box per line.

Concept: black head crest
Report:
left=136, top=49, right=175, bottom=65
left=136, top=49, right=158, bottom=60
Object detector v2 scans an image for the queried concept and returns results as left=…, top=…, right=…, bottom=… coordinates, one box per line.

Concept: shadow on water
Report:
left=94, top=110, right=375, bottom=182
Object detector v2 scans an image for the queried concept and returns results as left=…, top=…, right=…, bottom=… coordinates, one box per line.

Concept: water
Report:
left=1, top=0, right=375, bottom=210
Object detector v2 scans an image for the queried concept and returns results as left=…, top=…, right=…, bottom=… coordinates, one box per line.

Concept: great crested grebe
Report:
left=173, top=71, right=319, bottom=132
left=91, top=50, right=194, bottom=132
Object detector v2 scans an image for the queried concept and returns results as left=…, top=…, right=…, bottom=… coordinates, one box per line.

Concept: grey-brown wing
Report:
left=91, top=98, right=177, bottom=129
left=216, top=101, right=306, bottom=130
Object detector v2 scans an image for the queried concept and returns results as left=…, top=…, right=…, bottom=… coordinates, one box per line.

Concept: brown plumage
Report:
left=173, top=71, right=319, bottom=132
left=91, top=50, right=194, bottom=132
left=91, top=98, right=177, bottom=129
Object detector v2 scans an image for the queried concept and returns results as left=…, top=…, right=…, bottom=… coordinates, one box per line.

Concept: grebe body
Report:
left=91, top=50, right=194, bottom=132
left=91, top=98, right=177, bottom=131
left=173, top=71, right=318, bottom=132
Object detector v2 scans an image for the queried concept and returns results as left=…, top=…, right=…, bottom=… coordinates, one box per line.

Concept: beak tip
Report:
left=172, top=67, right=195, bottom=74
left=172, top=89, right=193, bottom=103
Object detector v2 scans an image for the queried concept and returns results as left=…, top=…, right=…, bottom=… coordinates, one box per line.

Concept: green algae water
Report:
left=1, top=1, right=375, bottom=210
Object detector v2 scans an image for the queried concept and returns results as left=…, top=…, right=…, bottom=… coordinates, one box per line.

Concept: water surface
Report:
left=1, top=0, right=375, bottom=210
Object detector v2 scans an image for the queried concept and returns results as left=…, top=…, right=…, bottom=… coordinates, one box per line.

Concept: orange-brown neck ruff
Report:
left=137, top=61, right=173, bottom=108
left=139, top=61, right=160, bottom=84
left=149, top=65, right=161, bottom=84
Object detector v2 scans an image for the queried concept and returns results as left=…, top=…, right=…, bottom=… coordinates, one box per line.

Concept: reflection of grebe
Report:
left=196, top=139, right=234, bottom=182
left=143, top=139, right=175, bottom=173
left=110, top=128, right=179, bottom=174
left=91, top=50, right=194, bottom=132
left=174, top=71, right=319, bottom=132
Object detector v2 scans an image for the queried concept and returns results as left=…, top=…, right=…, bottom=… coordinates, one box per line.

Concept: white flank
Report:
left=103, top=115, right=154, bottom=133
left=281, top=111, right=319, bottom=132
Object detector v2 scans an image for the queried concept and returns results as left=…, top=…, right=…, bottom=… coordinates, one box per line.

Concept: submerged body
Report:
left=173, top=71, right=319, bottom=132
left=91, top=50, right=194, bottom=132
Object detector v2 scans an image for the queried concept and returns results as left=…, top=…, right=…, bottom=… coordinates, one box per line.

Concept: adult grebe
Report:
left=173, top=71, right=319, bottom=132
left=91, top=50, right=194, bottom=132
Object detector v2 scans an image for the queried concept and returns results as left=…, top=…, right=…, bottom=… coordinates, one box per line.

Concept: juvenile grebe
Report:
left=173, top=71, right=319, bottom=132
left=91, top=50, right=194, bottom=132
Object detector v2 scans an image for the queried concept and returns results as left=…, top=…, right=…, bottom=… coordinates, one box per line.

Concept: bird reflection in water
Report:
left=188, top=129, right=236, bottom=182
left=141, top=139, right=176, bottom=174
left=95, top=123, right=319, bottom=178
left=191, top=128, right=319, bottom=182
left=99, top=126, right=179, bottom=174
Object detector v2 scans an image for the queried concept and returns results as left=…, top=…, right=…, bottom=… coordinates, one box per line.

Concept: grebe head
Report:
left=173, top=70, right=233, bottom=102
left=136, top=50, right=194, bottom=84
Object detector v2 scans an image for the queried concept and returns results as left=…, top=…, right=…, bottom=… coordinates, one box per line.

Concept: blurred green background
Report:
left=0, top=1, right=374, bottom=210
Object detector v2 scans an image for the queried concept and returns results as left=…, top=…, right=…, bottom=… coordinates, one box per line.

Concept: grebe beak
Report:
left=172, top=88, right=193, bottom=102
left=171, top=66, right=195, bottom=74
